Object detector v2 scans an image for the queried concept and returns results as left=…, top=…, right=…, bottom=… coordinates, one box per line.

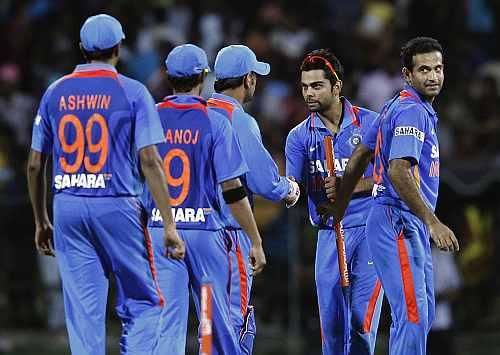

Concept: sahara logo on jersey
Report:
left=394, top=126, right=425, bottom=142
left=151, top=207, right=206, bottom=223
left=54, top=173, right=106, bottom=189
left=309, top=158, right=349, bottom=174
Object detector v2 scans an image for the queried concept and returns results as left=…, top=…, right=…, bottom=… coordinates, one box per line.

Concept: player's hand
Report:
left=324, top=175, right=340, bottom=202
left=35, top=221, right=54, bottom=257
left=249, top=243, right=266, bottom=276
left=284, top=176, right=300, bottom=208
left=428, top=221, right=460, bottom=252
left=164, top=225, right=186, bottom=260
left=317, top=201, right=346, bottom=222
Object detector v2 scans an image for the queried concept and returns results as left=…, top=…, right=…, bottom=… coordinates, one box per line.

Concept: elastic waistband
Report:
left=318, top=223, right=366, bottom=231
left=224, top=226, right=242, bottom=231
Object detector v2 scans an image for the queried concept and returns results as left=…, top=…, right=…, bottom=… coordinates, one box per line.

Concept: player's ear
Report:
left=334, top=79, right=342, bottom=93
left=402, top=67, right=411, bottom=83
left=79, top=43, right=89, bottom=62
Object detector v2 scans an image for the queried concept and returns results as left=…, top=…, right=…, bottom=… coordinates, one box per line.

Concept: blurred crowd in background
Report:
left=1, top=0, right=500, bottom=354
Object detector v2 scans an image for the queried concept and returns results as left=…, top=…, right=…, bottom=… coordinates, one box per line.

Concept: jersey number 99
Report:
left=58, top=114, right=109, bottom=174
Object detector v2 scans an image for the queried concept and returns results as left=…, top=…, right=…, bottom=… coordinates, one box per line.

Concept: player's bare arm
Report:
left=221, top=177, right=266, bottom=276
left=318, top=143, right=373, bottom=221
left=140, top=145, right=185, bottom=259
left=389, top=158, right=459, bottom=252
left=27, top=149, right=54, bottom=257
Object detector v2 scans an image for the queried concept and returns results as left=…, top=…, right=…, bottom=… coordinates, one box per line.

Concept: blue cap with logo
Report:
left=80, top=14, right=125, bottom=51
left=214, top=45, right=270, bottom=80
left=165, top=44, right=210, bottom=77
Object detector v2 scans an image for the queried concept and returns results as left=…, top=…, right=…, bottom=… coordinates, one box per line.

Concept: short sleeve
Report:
left=361, top=115, right=380, bottom=151
left=285, top=126, right=306, bottom=183
left=388, top=106, right=426, bottom=164
left=211, top=114, right=248, bottom=183
left=30, top=90, right=53, bottom=154
left=134, top=84, right=165, bottom=150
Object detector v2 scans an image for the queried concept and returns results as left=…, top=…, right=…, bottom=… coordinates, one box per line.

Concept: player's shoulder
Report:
left=207, top=108, right=232, bottom=131
left=116, top=74, right=149, bottom=95
left=352, top=105, right=378, bottom=125
left=287, top=113, right=312, bottom=139
left=233, top=110, right=259, bottom=131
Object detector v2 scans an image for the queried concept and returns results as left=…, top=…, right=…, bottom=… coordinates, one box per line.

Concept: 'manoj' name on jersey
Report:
left=151, top=207, right=206, bottom=223
left=310, top=158, right=349, bottom=174
left=165, top=128, right=200, bottom=145
left=54, top=173, right=106, bottom=189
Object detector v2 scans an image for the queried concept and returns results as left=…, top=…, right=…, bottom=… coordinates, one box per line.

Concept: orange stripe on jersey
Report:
left=235, top=243, right=248, bottom=317
left=157, top=100, right=207, bottom=113
left=397, top=231, right=419, bottom=324
left=362, top=280, right=382, bottom=333
left=65, top=70, right=118, bottom=80
left=351, top=106, right=361, bottom=127
left=207, top=98, right=235, bottom=121
left=399, top=90, right=416, bottom=100
left=142, top=227, right=165, bottom=307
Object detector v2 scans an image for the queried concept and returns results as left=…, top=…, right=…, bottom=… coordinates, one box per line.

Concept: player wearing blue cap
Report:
left=144, top=44, right=267, bottom=355
left=320, top=38, right=460, bottom=355
left=206, top=44, right=300, bottom=354
left=286, top=49, right=383, bottom=355
left=27, top=14, right=185, bottom=355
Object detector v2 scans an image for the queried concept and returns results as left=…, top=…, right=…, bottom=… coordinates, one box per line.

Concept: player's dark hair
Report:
left=166, top=73, right=205, bottom=93
left=81, top=44, right=119, bottom=62
left=300, top=49, right=344, bottom=88
left=401, top=37, right=443, bottom=71
left=214, top=76, right=245, bottom=93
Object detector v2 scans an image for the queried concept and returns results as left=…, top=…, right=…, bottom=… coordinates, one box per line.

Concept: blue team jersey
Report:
left=363, top=85, right=440, bottom=211
left=30, top=63, right=164, bottom=197
left=286, top=98, right=377, bottom=228
left=143, top=95, right=248, bottom=230
left=207, top=93, right=289, bottom=229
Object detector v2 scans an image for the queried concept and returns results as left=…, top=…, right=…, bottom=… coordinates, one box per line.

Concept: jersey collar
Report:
left=310, top=97, right=360, bottom=131
left=210, top=93, right=244, bottom=110
left=74, top=63, right=118, bottom=73
left=400, top=84, right=436, bottom=116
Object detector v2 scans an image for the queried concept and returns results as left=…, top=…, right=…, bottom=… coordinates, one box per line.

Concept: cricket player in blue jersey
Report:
left=27, top=14, right=185, bottom=355
left=320, top=37, right=460, bottom=355
left=144, top=44, right=267, bottom=355
left=207, top=44, right=300, bottom=354
left=286, top=49, right=383, bottom=355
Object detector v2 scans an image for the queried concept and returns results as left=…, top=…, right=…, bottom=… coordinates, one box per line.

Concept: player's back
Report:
left=146, top=95, right=241, bottom=230
left=39, top=64, right=158, bottom=197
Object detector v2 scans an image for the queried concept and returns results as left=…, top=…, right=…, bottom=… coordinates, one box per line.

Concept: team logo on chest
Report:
left=349, top=134, right=362, bottom=148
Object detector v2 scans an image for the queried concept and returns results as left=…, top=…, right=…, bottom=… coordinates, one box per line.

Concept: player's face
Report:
left=301, top=70, right=337, bottom=112
left=404, top=51, right=444, bottom=101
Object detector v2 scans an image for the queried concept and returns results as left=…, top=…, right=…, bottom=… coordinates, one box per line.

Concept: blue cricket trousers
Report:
left=366, top=199, right=435, bottom=355
left=53, top=194, right=164, bottom=355
left=150, top=227, right=240, bottom=355
left=316, top=226, right=383, bottom=355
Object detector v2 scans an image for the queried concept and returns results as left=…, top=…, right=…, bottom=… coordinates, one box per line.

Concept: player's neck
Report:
left=220, top=88, right=245, bottom=105
left=173, top=84, right=202, bottom=97
left=88, top=58, right=118, bottom=67
left=319, top=98, right=343, bottom=134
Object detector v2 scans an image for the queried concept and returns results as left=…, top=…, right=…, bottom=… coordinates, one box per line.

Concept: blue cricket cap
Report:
left=214, top=45, right=270, bottom=80
left=80, top=14, right=125, bottom=51
left=165, top=44, right=210, bottom=77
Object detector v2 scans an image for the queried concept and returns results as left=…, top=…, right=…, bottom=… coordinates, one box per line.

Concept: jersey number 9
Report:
left=164, top=148, right=190, bottom=206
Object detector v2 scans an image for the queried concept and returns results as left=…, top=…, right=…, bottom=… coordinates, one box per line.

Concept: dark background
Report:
left=1, top=0, right=500, bottom=354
